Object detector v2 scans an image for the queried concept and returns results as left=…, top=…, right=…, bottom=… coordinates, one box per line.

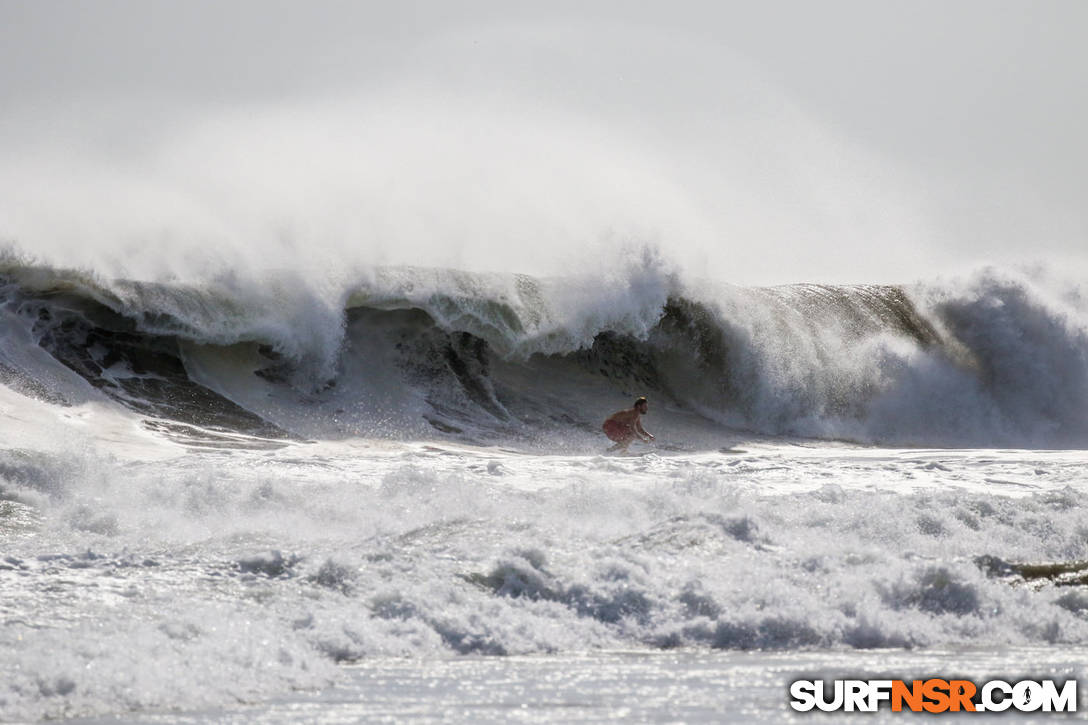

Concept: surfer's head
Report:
left=634, top=396, right=648, bottom=414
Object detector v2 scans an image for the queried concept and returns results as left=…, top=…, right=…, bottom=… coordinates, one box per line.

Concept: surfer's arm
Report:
left=635, top=419, right=653, bottom=441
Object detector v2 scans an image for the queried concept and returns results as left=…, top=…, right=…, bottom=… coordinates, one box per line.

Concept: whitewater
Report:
left=1, top=250, right=1087, bottom=722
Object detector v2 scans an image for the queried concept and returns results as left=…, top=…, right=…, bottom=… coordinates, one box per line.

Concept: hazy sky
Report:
left=1, top=0, right=1085, bottom=284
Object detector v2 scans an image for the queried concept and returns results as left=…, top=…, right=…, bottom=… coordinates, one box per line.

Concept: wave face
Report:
left=1, top=256, right=1085, bottom=448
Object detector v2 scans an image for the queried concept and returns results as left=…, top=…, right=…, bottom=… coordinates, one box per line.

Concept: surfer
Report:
left=602, top=396, right=654, bottom=452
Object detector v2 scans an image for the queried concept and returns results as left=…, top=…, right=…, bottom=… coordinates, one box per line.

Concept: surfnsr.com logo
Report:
left=789, top=679, right=1077, bottom=713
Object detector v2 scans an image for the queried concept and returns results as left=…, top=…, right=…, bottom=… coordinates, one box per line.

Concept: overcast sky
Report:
left=1, top=1, right=1085, bottom=284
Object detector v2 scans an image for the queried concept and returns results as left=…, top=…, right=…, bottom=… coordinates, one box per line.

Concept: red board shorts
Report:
left=602, top=419, right=634, bottom=443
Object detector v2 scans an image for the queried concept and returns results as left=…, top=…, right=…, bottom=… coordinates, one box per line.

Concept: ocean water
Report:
left=1, top=258, right=1087, bottom=722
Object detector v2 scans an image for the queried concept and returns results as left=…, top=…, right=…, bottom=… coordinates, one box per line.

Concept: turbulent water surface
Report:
left=1, top=258, right=1087, bottom=722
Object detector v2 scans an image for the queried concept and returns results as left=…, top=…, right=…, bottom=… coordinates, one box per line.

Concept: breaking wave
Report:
left=0, top=253, right=1085, bottom=449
